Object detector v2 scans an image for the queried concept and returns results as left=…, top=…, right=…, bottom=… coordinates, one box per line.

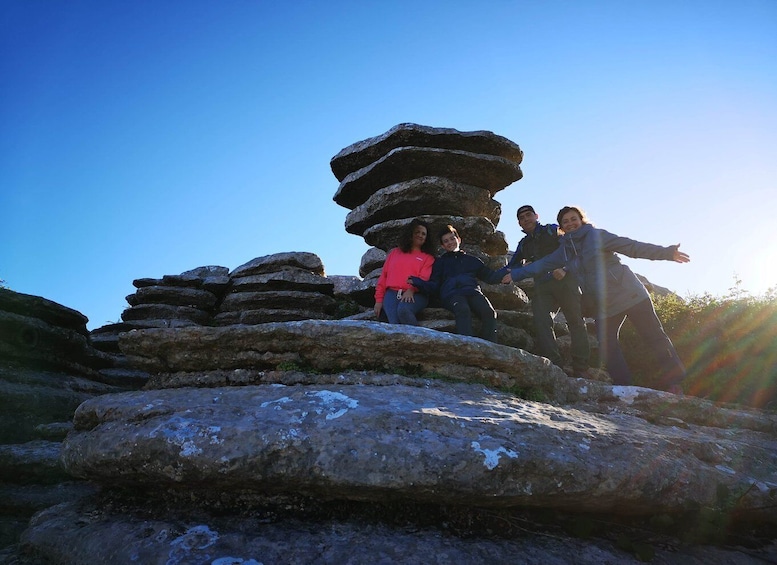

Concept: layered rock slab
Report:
left=61, top=382, right=777, bottom=520
left=21, top=498, right=771, bottom=565
left=333, top=147, right=523, bottom=209
left=344, top=177, right=501, bottom=236
left=330, top=122, right=524, bottom=181
left=118, top=320, right=585, bottom=402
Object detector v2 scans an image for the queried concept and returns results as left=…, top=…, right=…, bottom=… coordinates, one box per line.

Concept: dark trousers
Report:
left=596, top=297, right=686, bottom=388
left=531, top=275, right=590, bottom=372
left=444, top=293, right=497, bottom=342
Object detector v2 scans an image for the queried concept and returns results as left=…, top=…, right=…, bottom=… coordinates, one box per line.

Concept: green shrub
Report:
left=620, top=282, right=777, bottom=409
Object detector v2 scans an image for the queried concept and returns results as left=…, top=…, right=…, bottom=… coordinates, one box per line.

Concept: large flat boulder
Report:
left=333, top=147, right=523, bottom=209
left=60, top=381, right=777, bottom=521
left=330, top=123, right=523, bottom=181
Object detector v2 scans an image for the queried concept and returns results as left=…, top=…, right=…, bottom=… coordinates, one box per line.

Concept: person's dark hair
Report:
left=399, top=218, right=435, bottom=254
left=556, top=205, right=590, bottom=227
left=438, top=224, right=460, bottom=244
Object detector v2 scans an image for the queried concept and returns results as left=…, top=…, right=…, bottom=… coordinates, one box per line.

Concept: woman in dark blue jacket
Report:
left=410, top=225, right=503, bottom=342
left=502, top=206, right=690, bottom=393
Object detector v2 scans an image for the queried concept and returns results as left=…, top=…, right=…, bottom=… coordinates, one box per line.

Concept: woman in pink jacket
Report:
left=374, top=218, right=436, bottom=325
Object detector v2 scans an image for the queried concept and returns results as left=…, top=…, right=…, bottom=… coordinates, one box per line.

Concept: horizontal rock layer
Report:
left=330, top=122, right=523, bottom=182
left=344, top=177, right=501, bottom=236
left=333, top=147, right=522, bottom=209
left=61, top=382, right=777, bottom=520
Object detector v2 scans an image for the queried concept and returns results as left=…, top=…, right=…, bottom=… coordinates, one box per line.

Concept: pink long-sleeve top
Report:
left=374, top=248, right=435, bottom=303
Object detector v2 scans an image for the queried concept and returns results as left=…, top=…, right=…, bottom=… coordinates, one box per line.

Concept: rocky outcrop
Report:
left=332, top=124, right=520, bottom=258
left=329, top=123, right=534, bottom=354
left=215, top=253, right=338, bottom=326
left=0, top=290, right=131, bottom=550
left=14, top=319, right=777, bottom=563
left=9, top=123, right=777, bottom=563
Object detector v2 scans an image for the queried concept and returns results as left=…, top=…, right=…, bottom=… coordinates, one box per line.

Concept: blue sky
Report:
left=2, top=1, right=776, bottom=329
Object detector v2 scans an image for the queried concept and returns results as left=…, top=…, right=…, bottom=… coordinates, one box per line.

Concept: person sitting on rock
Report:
left=374, top=218, right=436, bottom=325
left=409, top=224, right=503, bottom=342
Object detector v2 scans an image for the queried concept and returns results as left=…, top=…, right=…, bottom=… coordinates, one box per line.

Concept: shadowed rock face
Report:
left=330, top=122, right=524, bottom=181
left=362, top=215, right=508, bottom=255
left=0, top=289, right=88, bottom=336
left=333, top=146, right=523, bottom=209
left=344, top=177, right=501, bottom=236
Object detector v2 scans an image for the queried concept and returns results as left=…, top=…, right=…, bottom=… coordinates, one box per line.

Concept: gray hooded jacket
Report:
left=505, top=223, right=677, bottom=319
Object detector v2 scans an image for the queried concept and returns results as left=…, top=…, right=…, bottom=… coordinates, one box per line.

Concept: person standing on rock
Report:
left=409, top=225, right=503, bottom=342
left=502, top=205, right=689, bottom=394
left=500, top=205, right=590, bottom=378
left=374, top=218, right=436, bottom=325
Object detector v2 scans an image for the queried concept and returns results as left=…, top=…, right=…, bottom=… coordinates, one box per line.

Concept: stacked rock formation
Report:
left=330, top=123, right=536, bottom=349
left=214, top=252, right=338, bottom=326
left=90, top=253, right=344, bottom=345
left=0, top=289, right=134, bottom=549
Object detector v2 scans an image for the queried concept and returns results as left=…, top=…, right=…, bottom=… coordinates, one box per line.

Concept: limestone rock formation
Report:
left=121, top=265, right=228, bottom=329
left=14, top=318, right=777, bottom=563
left=330, top=122, right=524, bottom=181
left=215, top=253, right=337, bottom=326
left=0, top=290, right=132, bottom=550
left=329, top=123, right=526, bottom=350
left=8, top=124, right=777, bottom=563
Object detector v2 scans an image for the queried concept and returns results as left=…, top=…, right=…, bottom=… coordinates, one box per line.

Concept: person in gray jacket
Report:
left=501, top=205, right=690, bottom=393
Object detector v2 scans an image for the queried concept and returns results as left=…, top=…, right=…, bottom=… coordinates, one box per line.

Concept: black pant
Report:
left=444, top=293, right=497, bottom=342
left=596, top=297, right=686, bottom=388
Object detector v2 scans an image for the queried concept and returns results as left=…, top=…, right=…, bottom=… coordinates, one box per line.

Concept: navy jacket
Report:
left=410, top=251, right=502, bottom=305
left=505, top=223, right=677, bottom=319
left=506, top=222, right=562, bottom=283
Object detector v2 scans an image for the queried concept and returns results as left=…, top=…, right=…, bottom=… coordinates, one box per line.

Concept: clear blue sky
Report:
left=2, top=1, right=776, bottom=330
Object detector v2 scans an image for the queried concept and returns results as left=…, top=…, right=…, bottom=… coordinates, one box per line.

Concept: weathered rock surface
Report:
left=0, top=289, right=89, bottom=336
left=0, top=441, right=69, bottom=485
left=363, top=215, right=508, bottom=255
left=333, top=147, right=523, bottom=209
left=125, top=286, right=218, bottom=310
left=230, top=252, right=326, bottom=278
left=121, top=303, right=212, bottom=325
left=330, top=122, right=523, bottom=181
left=0, top=289, right=144, bottom=553
left=119, top=320, right=584, bottom=401
left=0, top=310, right=111, bottom=377
left=61, top=381, right=777, bottom=518
left=345, top=177, right=501, bottom=235
left=229, top=270, right=334, bottom=294
left=218, top=290, right=338, bottom=314
left=358, top=248, right=387, bottom=278
left=18, top=495, right=775, bottom=565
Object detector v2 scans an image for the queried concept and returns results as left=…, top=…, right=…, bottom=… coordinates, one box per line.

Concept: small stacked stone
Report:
left=214, top=252, right=338, bottom=326
left=120, top=265, right=229, bottom=329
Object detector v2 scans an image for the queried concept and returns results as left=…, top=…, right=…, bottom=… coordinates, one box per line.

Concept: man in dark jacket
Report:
left=410, top=225, right=502, bottom=342
left=502, top=205, right=590, bottom=376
